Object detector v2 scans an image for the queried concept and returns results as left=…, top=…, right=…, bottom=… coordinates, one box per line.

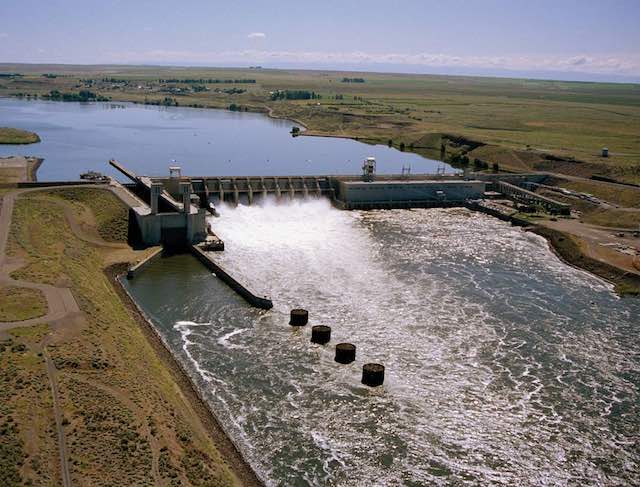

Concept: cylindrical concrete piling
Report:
left=311, top=325, right=331, bottom=345
left=289, top=309, right=308, bottom=326
left=334, top=343, right=356, bottom=364
left=362, top=363, right=385, bottom=387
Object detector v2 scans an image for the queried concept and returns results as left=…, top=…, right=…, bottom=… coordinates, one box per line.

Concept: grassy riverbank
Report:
left=1, top=64, right=639, bottom=183
left=0, top=127, right=40, bottom=145
left=2, top=187, right=259, bottom=486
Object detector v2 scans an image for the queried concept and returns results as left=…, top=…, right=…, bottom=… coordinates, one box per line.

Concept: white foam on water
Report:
left=156, top=200, right=640, bottom=486
left=217, top=328, right=250, bottom=349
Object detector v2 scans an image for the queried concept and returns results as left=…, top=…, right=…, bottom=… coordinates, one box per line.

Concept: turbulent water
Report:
left=124, top=199, right=640, bottom=486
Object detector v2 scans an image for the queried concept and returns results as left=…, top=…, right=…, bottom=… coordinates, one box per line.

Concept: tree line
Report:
left=157, top=78, right=256, bottom=84
left=44, top=90, right=109, bottom=102
left=270, top=90, right=321, bottom=100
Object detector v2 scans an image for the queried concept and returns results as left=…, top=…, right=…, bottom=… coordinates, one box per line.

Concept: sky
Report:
left=1, top=0, right=639, bottom=82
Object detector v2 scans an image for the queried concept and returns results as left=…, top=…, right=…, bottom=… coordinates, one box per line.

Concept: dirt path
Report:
left=0, top=189, right=84, bottom=331
left=62, top=205, right=128, bottom=250
left=537, top=217, right=640, bottom=275
left=0, top=187, right=88, bottom=485
left=43, top=347, right=72, bottom=487
left=0, top=186, right=129, bottom=486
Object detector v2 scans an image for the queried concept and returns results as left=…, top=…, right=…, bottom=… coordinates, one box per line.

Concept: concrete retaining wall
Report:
left=16, top=181, right=101, bottom=188
left=126, top=247, right=164, bottom=279
left=190, top=245, right=273, bottom=310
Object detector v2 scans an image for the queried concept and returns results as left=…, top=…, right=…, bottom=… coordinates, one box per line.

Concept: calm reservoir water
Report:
left=0, top=97, right=449, bottom=180
left=124, top=201, right=640, bottom=486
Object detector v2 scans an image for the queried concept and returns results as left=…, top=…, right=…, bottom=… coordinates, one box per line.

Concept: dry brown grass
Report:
left=4, top=189, right=241, bottom=485
left=0, top=324, right=58, bottom=487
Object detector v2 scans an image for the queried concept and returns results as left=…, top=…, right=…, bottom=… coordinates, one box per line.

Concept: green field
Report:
left=0, top=286, right=46, bottom=321
left=1, top=63, right=639, bottom=183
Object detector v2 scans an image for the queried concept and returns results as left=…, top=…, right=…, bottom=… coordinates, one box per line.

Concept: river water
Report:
left=123, top=199, right=640, bottom=486
left=0, top=97, right=448, bottom=180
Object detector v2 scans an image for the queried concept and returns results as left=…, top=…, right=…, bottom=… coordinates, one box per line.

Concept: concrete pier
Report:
left=311, top=325, right=331, bottom=345
left=335, top=343, right=356, bottom=364
left=362, top=363, right=385, bottom=387
left=190, top=244, right=273, bottom=310
left=126, top=247, right=163, bottom=279
left=290, top=309, right=309, bottom=326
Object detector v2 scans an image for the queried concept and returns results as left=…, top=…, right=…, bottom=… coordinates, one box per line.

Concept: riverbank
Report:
left=0, top=186, right=259, bottom=485
left=532, top=225, right=640, bottom=296
left=107, top=263, right=263, bottom=486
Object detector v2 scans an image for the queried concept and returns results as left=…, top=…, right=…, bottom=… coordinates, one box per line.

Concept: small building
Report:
left=602, top=147, right=609, bottom=158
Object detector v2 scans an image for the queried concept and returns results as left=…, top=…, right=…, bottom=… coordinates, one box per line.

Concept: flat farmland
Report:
left=1, top=64, right=639, bottom=182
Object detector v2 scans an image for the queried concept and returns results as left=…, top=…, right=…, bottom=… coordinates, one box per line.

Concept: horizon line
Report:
left=1, top=61, right=639, bottom=86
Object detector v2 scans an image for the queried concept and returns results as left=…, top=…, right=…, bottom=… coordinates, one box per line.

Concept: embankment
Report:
left=107, top=263, right=263, bottom=487
left=531, top=226, right=640, bottom=296
left=467, top=202, right=640, bottom=296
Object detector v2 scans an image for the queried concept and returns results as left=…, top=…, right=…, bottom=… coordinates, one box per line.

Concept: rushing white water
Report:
left=125, top=198, right=640, bottom=486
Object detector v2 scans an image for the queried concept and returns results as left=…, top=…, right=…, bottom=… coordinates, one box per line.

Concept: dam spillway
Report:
left=109, top=158, right=494, bottom=248
left=122, top=201, right=640, bottom=486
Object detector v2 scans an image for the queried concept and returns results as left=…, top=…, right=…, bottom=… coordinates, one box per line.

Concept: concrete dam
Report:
left=110, top=157, right=568, bottom=309
left=110, top=158, right=494, bottom=248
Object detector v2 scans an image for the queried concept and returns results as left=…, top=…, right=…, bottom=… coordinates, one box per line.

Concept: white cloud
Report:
left=247, top=32, right=266, bottom=39
left=105, top=48, right=640, bottom=76
left=0, top=33, right=9, bottom=39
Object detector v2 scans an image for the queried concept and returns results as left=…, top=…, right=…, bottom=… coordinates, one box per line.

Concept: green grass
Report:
left=0, top=287, right=47, bottom=321
left=2, top=63, right=639, bottom=182
left=0, top=127, right=40, bottom=145
left=582, top=208, right=640, bottom=229
left=49, top=188, right=128, bottom=242
left=555, top=180, right=640, bottom=208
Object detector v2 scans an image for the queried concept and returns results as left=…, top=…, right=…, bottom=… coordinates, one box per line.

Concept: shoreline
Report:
left=530, top=225, right=640, bottom=296
left=467, top=202, right=640, bottom=296
left=264, top=106, right=309, bottom=131
left=105, top=263, right=264, bottom=487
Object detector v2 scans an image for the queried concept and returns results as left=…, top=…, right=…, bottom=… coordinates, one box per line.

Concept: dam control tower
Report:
left=362, top=157, right=376, bottom=182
